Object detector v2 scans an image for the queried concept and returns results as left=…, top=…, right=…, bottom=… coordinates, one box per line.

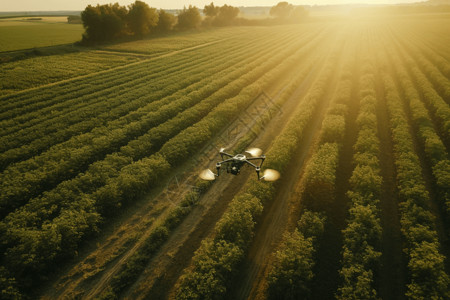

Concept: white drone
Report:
left=199, top=147, right=280, bottom=181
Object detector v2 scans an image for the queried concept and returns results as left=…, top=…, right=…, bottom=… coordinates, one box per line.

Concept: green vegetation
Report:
left=381, top=59, right=449, bottom=300
left=0, top=24, right=325, bottom=297
left=175, top=33, right=342, bottom=298
left=337, top=55, right=383, bottom=300
left=0, top=19, right=83, bottom=51
left=267, top=211, right=325, bottom=299
left=1, top=6, right=450, bottom=300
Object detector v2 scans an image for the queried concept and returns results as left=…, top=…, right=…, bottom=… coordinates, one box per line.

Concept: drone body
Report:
left=200, top=148, right=280, bottom=181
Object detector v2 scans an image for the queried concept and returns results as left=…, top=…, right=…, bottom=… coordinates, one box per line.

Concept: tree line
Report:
left=81, top=1, right=308, bottom=44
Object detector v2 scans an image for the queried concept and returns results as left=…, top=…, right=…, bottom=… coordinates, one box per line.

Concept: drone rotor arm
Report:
left=220, top=152, right=234, bottom=158
left=244, top=160, right=259, bottom=169
left=246, top=155, right=265, bottom=168
left=217, top=158, right=234, bottom=164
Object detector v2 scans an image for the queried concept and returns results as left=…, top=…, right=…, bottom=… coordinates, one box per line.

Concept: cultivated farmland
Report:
left=0, top=13, right=449, bottom=300
left=0, top=16, right=83, bottom=51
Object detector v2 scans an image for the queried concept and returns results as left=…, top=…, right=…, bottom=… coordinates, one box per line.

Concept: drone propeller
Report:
left=261, top=169, right=280, bottom=181
left=199, top=169, right=216, bottom=181
left=246, top=147, right=263, bottom=157
left=219, top=147, right=226, bottom=153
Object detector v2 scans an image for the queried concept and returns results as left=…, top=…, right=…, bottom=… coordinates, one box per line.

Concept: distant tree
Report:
left=67, top=15, right=82, bottom=24
left=81, top=3, right=127, bottom=42
left=81, top=5, right=103, bottom=41
left=270, top=2, right=294, bottom=19
left=290, top=6, right=308, bottom=22
left=204, top=2, right=220, bottom=17
left=177, top=5, right=201, bottom=30
left=127, top=0, right=159, bottom=37
left=214, top=4, right=240, bottom=26
left=156, top=9, right=176, bottom=32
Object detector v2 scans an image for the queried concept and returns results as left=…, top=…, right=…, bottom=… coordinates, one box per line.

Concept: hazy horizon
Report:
left=0, top=0, right=423, bottom=12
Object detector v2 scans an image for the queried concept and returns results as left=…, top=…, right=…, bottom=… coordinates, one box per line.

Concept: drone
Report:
left=199, top=147, right=280, bottom=181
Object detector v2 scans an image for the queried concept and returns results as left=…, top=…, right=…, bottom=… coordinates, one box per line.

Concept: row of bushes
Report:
left=174, top=37, right=343, bottom=299
left=0, top=47, right=213, bottom=156
left=392, top=36, right=450, bottom=148
left=405, top=33, right=450, bottom=78
left=267, top=43, right=355, bottom=299
left=386, top=42, right=450, bottom=220
left=380, top=54, right=449, bottom=299
left=0, top=35, right=259, bottom=153
left=0, top=34, right=288, bottom=216
left=98, top=180, right=211, bottom=299
left=0, top=46, right=192, bottom=123
left=393, top=30, right=450, bottom=101
left=337, top=56, right=383, bottom=300
left=267, top=211, right=326, bottom=299
left=0, top=28, right=328, bottom=297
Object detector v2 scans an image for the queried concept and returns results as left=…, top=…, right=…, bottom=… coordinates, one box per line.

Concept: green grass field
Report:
left=0, top=17, right=83, bottom=51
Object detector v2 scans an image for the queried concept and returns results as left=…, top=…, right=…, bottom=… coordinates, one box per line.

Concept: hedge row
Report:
left=174, top=38, right=343, bottom=299
left=391, top=37, right=450, bottom=147
left=394, top=31, right=450, bottom=101
left=98, top=180, right=211, bottom=299
left=337, top=57, right=383, bottom=300
left=381, top=55, right=449, bottom=299
left=0, top=45, right=230, bottom=164
left=0, top=48, right=195, bottom=132
left=386, top=44, right=450, bottom=220
left=267, top=211, right=326, bottom=299
left=0, top=29, right=288, bottom=142
left=267, top=44, right=355, bottom=299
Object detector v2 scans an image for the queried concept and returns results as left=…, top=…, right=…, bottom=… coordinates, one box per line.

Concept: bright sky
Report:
left=0, top=0, right=421, bottom=12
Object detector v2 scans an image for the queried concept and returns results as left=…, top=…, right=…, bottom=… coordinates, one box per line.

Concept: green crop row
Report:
left=387, top=36, right=450, bottom=148
left=0, top=34, right=262, bottom=146
left=380, top=52, right=449, bottom=299
left=98, top=180, right=211, bottom=299
left=0, top=51, right=141, bottom=96
left=415, top=43, right=450, bottom=79
left=386, top=43, right=450, bottom=221
left=0, top=50, right=211, bottom=144
left=0, top=50, right=192, bottom=123
left=0, top=29, right=301, bottom=152
left=0, top=32, right=297, bottom=215
left=0, top=27, right=329, bottom=296
left=175, top=37, right=342, bottom=299
left=267, top=211, right=326, bottom=299
left=393, top=31, right=450, bottom=102
left=267, top=40, right=355, bottom=299
left=337, top=56, right=383, bottom=300
left=0, top=27, right=296, bottom=121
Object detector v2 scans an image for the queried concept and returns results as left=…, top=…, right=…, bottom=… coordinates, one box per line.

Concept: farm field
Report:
left=0, top=17, right=83, bottom=51
left=0, top=12, right=449, bottom=300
